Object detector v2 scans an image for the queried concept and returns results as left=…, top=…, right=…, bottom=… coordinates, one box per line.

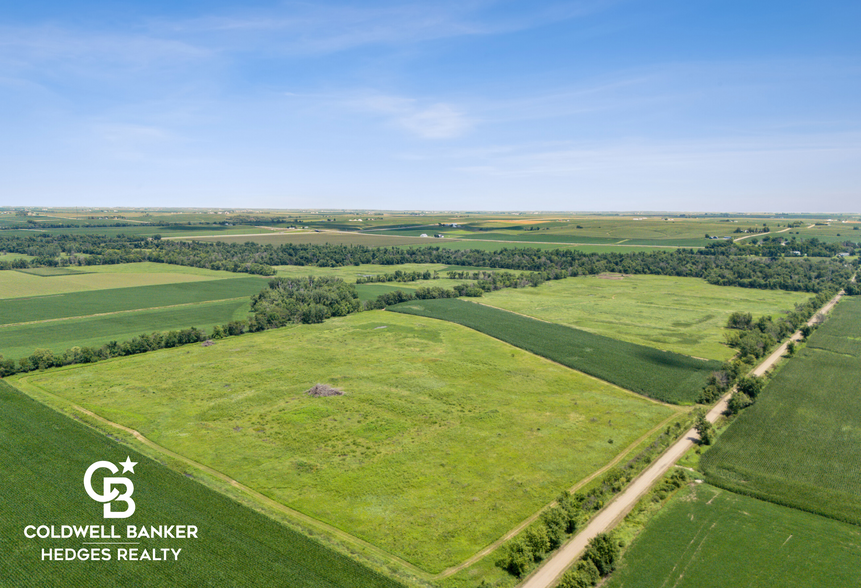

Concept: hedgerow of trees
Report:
left=1, top=233, right=856, bottom=292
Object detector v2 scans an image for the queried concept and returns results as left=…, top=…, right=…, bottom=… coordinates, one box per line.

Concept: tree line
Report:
left=1, top=234, right=856, bottom=292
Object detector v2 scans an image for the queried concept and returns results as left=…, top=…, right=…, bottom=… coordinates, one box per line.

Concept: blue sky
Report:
left=1, top=1, right=859, bottom=211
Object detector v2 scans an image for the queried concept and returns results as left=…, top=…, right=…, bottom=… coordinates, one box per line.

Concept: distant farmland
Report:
left=0, top=262, right=248, bottom=300
left=388, top=298, right=720, bottom=404
left=0, top=277, right=269, bottom=359
left=701, top=296, right=861, bottom=523
left=0, top=278, right=267, bottom=325
left=0, top=299, right=253, bottom=359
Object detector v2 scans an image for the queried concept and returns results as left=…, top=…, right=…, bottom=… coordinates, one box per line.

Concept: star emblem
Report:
left=119, top=456, right=137, bottom=474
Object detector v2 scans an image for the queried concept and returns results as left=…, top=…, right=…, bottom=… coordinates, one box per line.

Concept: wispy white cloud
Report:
left=355, top=94, right=472, bottom=138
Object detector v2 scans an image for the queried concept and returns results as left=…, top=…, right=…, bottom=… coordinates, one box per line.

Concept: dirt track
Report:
left=519, top=288, right=847, bottom=588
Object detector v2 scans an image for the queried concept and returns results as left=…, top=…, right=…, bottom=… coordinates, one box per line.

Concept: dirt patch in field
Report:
left=596, top=273, right=630, bottom=280
left=306, top=384, right=345, bottom=397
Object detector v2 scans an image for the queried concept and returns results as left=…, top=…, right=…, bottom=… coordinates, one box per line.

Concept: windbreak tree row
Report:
left=1, top=234, right=856, bottom=292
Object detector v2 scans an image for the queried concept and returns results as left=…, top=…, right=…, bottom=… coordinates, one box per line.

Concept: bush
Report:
left=496, top=539, right=533, bottom=577
left=558, top=559, right=600, bottom=588
left=583, top=532, right=620, bottom=575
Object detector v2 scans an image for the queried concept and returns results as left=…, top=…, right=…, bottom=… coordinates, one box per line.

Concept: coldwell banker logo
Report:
left=23, top=457, right=199, bottom=562
left=84, top=457, right=137, bottom=518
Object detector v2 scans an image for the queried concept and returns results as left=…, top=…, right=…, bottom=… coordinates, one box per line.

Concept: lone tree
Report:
left=695, top=410, right=715, bottom=445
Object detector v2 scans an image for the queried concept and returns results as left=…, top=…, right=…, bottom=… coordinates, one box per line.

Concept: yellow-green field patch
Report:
left=477, top=275, right=811, bottom=360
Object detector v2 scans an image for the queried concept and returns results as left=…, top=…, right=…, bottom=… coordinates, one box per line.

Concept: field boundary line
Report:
left=435, top=410, right=684, bottom=579
left=516, top=287, right=848, bottom=588
left=7, top=380, right=434, bottom=580
left=0, top=296, right=251, bottom=328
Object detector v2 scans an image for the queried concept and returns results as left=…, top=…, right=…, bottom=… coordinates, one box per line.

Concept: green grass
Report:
left=0, top=380, right=405, bottom=588
left=389, top=299, right=720, bottom=404
left=1, top=299, right=252, bottom=359
left=0, top=252, right=36, bottom=260
left=477, top=275, right=811, bottom=360
left=0, top=263, right=247, bottom=300
left=605, top=483, right=861, bottom=588
left=701, top=295, right=861, bottom=524
left=10, top=311, right=675, bottom=573
left=355, top=283, right=412, bottom=301
left=0, top=278, right=267, bottom=325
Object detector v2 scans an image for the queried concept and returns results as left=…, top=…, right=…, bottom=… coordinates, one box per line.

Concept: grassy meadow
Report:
left=701, top=296, right=861, bottom=523
left=10, top=310, right=676, bottom=573
left=477, top=275, right=812, bottom=360
left=0, top=381, right=405, bottom=588
left=389, top=299, right=720, bottom=404
left=606, top=483, right=861, bottom=588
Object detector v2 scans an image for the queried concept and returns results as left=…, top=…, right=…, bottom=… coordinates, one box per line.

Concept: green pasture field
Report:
left=0, top=263, right=246, bottom=300
left=787, top=222, right=861, bottom=244
left=10, top=311, right=676, bottom=573
left=355, top=283, right=411, bottom=301
left=0, top=278, right=267, bottom=326
left=0, top=381, right=404, bottom=588
left=605, top=483, right=861, bottom=588
left=389, top=298, right=720, bottom=404
left=1, top=298, right=253, bottom=359
left=0, top=252, right=36, bottom=260
left=701, top=296, right=861, bottom=524
left=477, top=275, right=811, bottom=360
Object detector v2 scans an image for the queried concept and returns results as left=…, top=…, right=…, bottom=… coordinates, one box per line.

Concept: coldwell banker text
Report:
left=24, top=525, right=197, bottom=561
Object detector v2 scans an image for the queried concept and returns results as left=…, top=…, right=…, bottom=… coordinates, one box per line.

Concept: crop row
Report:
left=0, top=277, right=267, bottom=325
